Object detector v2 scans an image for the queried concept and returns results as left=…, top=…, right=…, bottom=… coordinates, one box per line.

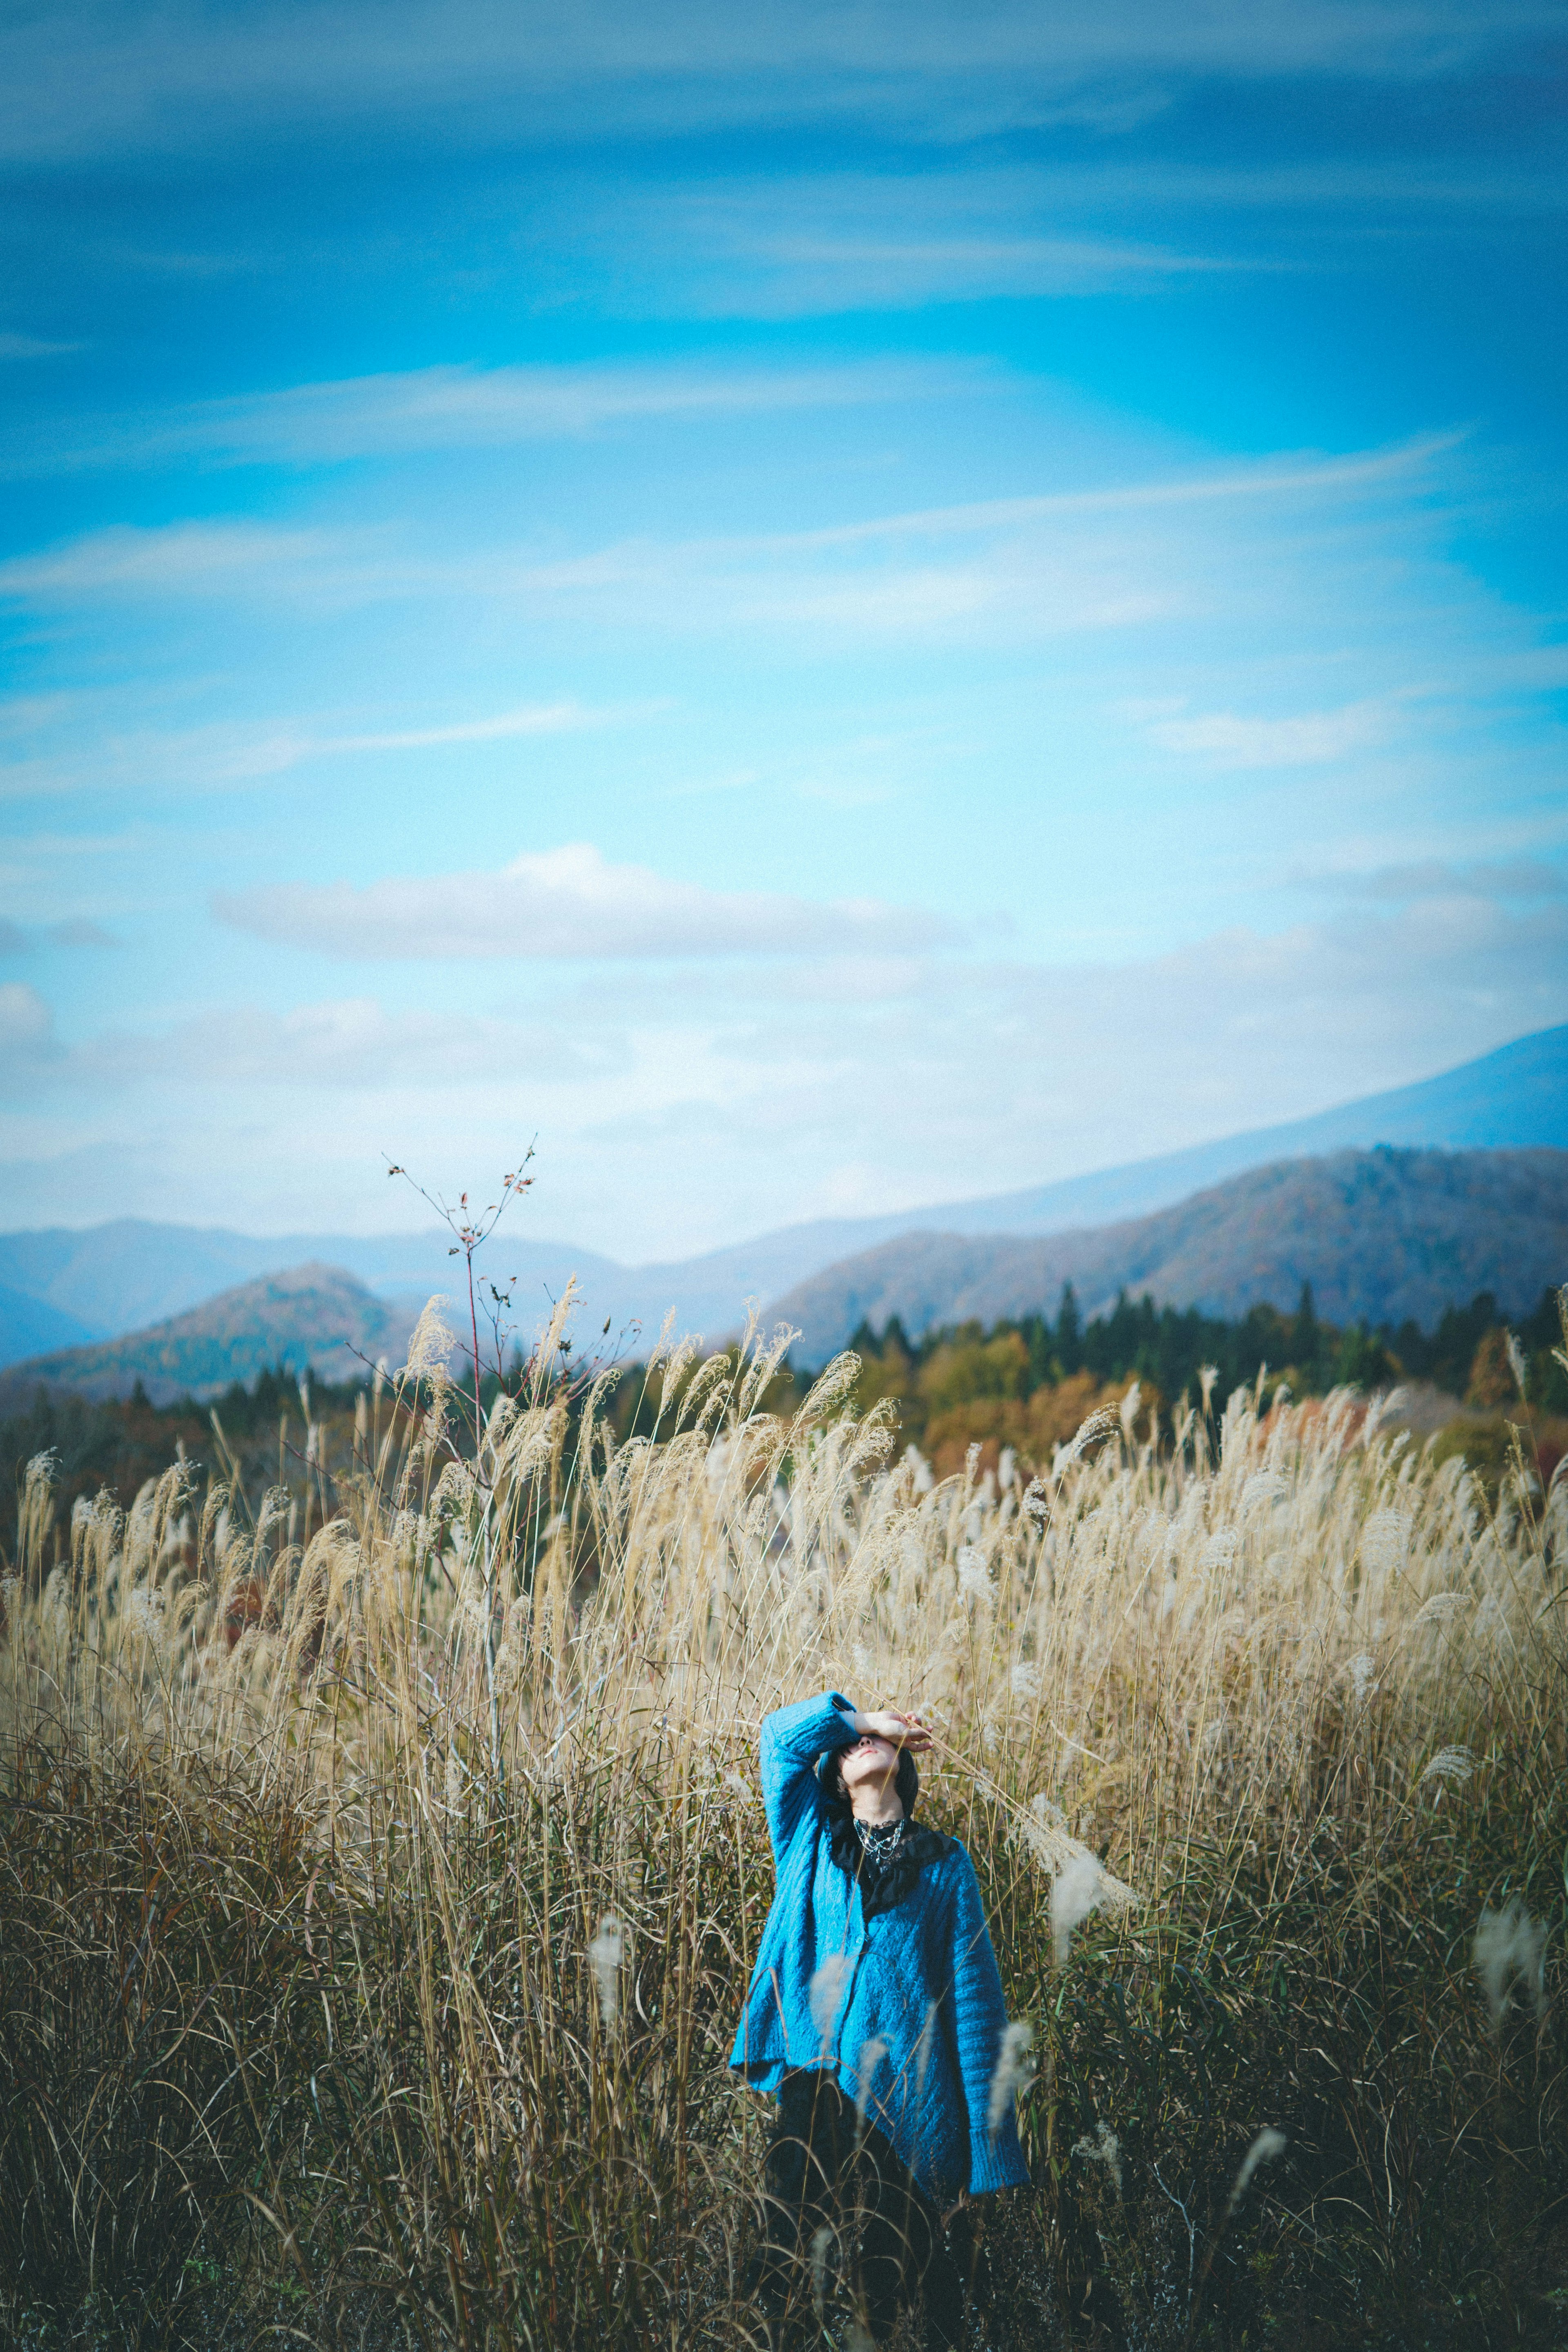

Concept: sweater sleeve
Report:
left=945, top=1844, right=1032, bottom=2195
left=758, top=1690, right=858, bottom=1865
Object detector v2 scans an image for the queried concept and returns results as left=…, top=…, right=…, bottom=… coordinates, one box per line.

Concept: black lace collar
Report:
left=822, top=1796, right=951, bottom=1918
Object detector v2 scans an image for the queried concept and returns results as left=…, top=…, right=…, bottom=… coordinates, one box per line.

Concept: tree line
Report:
left=4, top=1284, right=1563, bottom=1537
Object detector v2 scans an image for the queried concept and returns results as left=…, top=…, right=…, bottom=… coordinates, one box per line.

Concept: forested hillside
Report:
left=771, top=1146, right=1568, bottom=1359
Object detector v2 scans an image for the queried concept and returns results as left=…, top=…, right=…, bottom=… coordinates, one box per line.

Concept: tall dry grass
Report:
left=2, top=1301, right=1565, bottom=2349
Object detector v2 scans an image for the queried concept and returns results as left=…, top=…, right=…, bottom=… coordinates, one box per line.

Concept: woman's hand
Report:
left=850, top=1708, right=932, bottom=1751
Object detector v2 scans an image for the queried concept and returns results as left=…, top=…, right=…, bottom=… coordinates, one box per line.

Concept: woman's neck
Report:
left=849, top=1783, right=904, bottom=1827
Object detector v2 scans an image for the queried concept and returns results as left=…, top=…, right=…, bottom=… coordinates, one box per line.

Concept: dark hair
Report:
left=824, top=1743, right=919, bottom=1817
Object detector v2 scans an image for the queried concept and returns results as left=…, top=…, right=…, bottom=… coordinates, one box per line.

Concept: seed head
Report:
left=809, top=2225, right=834, bottom=2315
left=855, top=2035, right=887, bottom=2127
left=588, top=1913, right=625, bottom=2025
left=986, top=2020, right=1035, bottom=2138
left=1420, top=1746, right=1475, bottom=1786
left=956, top=1546, right=993, bottom=1601
left=1473, top=1897, right=1548, bottom=2032
left=1226, top=2126, right=1287, bottom=2216
left=1051, top=1852, right=1105, bottom=1967
left=913, top=2000, right=938, bottom=2095
left=1071, top=2120, right=1123, bottom=2196
left=810, top=1954, right=851, bottom=2058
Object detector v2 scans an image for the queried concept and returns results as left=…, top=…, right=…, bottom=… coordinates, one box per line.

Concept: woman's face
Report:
left=839, top=1733, right=900, bottom=1795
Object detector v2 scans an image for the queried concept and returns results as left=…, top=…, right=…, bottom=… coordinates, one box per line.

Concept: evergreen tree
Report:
left=1056, top=1282, right=1083, bottom=1374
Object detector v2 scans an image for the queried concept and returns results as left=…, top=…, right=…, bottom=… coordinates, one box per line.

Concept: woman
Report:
left=731, top=1691, right=1029, bottom=2348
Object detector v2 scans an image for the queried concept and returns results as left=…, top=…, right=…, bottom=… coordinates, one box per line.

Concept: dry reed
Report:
left=1, top=1310, right=1564, bottom=2348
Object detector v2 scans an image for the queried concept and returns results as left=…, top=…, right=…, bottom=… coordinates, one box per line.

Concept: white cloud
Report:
left=1146, top=696, right=1400, bottom=769
left=213, top=842, right=947, bottom=961
left=0, top=978, right=54, bottom=1044
left=731, top=432, right=1459, bottom=550
left=42, top=357, right=976, bottom=473
left=0, top=1, right=1546, bottom=165
left=3, top=896, right=1564, bottom=1253
left=4, top=994, right=619, bottom=1098
left=0, top=695, right=630, bottom=801
left=612, top=184, right=1252, bottom=317
left=316, top=702, right=637, bottom=755
left=0, top=520, right=367, bottom=604
left=0, top=981, right=56, bottom=1061
left=0, top=428, right=1463, bottom=694
left=0, top=917, right=121, bottom=951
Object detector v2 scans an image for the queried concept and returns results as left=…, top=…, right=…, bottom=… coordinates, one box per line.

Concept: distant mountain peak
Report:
left=0, top=1261, right=424, bottom=1408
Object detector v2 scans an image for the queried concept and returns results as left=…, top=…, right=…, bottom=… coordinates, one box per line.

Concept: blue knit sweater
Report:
left=729, top=1691, right=1031, bottom=2202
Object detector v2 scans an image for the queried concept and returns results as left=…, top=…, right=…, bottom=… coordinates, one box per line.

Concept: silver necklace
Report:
left=855, top=1815, right=906, bottom=1864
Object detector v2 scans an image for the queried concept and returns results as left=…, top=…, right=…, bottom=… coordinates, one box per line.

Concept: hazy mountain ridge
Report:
left=1, top=1022, right=1564, bottom=1371
left=0, top=1265, right=425, bottom=1408
left=0, top=1221, right=617, bottom=1358
left=0, top=1280, right=98, bottom=1364
left=926, top=1022, right=1568, bottom=1238
left=6, top=1146, right=1564, bottom=1410
left=767, top=1147, right=1568, bottom=1362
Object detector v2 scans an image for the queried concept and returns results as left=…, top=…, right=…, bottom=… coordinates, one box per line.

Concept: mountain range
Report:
left=0, top=1021, right=1563, bottom=1374
left=770, top=1146, right=1568, bottom=1361
left=0, top=1265, right=424, bottom=1408
left=3, top=1145, right=1564, bottom=1407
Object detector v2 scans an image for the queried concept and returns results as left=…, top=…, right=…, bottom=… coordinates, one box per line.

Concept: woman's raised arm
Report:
left=757, top=1691, right=858, bottom=1859
left=756, top=1695, right=931, bottom=1859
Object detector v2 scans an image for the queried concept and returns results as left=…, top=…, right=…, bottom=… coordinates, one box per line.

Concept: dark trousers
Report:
left=749, top=2069, right=978, bottom=2349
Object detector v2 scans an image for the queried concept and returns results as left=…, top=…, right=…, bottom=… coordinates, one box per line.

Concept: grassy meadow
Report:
left=1, top=1290, right=1566, bottom=2350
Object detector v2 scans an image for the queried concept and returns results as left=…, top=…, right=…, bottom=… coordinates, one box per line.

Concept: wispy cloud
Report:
left=0, top=695, right=630, bottom=800
left=0, top=332, right=82, bottom=359
left=15, top=356, right=980, bottom=477
left=0, top=519, right=369, bottom=603
left=7, top=895, right=1563, bottom=1250
left=0, top=991, right=622, bottom=1098
left=314, top=703, right=638, bottom=755
left=758, top=432, right=1460, bottom=551
left=0, top=980, right=54, bottom=1060
left=0, top=917, right=121, bottom=951
left=0, top=429, right=1461, bottom=635
left=1324, top=858, right=1568, bottom=902
left=1146, top=695, right=1400, bottom=769
left=214, top=842, right=949, bottom=962
left=0, top=0, right=1547, bottom=164
left=606, top=183, right=1258, bottom=316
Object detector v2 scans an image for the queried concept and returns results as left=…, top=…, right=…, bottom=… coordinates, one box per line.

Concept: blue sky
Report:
left=1, top=0, right=1565, bottom=1258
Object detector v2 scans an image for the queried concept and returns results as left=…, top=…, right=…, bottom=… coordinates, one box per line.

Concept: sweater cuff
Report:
left=969, top=2131, right=1031, bottom=2196
left=821, top=1690, right=858, bottom=1751
left=763, top=1689, right=858, bottom=1762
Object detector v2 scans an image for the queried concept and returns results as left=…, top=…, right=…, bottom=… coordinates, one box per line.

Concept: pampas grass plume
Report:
left=987, top=2020, right=1035, bottom=2138
left=810, top=1955, right=851, bottom=2058
left=1227, top=2126, right=1287, bottom=2216
left=588, top=1913, right=625, bottom=2025
left=1071, top=2120, right=1123, bottom=2196
left=1051, top=1851, right=1104, bottom=1967
left=855, top=2035, right=887, bottom=2127
left=1473, top=1897, right=1548, bottom=2031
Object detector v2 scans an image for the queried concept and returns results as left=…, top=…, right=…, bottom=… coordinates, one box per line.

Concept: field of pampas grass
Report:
left=2, top=1294, right=1566, bottom=2351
